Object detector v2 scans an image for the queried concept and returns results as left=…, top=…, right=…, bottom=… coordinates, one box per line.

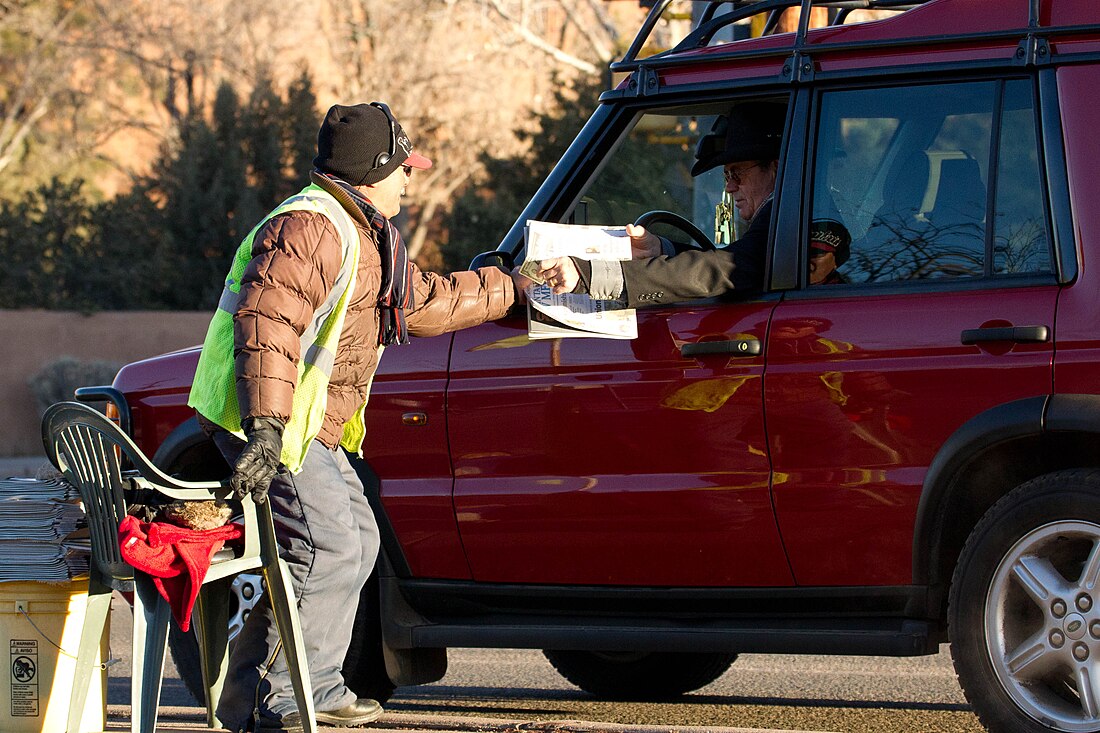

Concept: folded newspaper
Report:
left=522, top=221, right=638, bottom=340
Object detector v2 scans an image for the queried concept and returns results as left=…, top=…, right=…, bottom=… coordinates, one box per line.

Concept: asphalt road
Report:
left=391, top=647, right=982, bottom=732
left=105, top=595, right=983, bottom=732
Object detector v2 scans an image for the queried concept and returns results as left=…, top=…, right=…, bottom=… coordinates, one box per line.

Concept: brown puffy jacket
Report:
left=232, top=174, right=515, bottom=448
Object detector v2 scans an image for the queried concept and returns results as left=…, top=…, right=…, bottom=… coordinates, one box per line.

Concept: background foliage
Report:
left=445, top=76, right=601, bottom=271
left=0, top=75, right=318, bottom=310
left=0, top=0, right=650, bottom=311
left=0, top=70, right=597, bottom=310
left=27, top=356, right=121, bottom=415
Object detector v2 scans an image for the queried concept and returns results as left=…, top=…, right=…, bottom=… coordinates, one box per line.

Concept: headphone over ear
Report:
left=370, top=102, right=398, bottom=170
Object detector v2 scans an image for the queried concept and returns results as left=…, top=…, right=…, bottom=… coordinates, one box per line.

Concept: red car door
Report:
left=766, top=77, right=1059, bottom=586
left=448, top=299, right=792, bottom=587
left=766, top=289, right=1057, bottom=586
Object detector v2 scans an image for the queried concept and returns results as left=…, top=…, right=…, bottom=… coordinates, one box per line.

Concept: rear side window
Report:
left=809, top=79, right=1052, bottom=286
left=994, top=80, right=1050, bottom=275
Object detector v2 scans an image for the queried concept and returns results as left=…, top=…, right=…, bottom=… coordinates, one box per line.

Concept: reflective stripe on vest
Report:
left=187, top=184, right=366, bottom=472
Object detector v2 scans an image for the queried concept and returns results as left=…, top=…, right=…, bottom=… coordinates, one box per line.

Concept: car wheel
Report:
left=542, top=649, right=737, bottom=700
left=950, top=468, right=1100, bottom=733
left=168, top=569, right=395, bottom=705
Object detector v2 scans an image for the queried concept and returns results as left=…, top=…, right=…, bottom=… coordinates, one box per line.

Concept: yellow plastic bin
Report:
left=0, top=580, right=107, bottom=733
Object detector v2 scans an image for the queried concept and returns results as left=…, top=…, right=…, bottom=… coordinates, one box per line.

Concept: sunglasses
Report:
left=723, top=163, right=761, bottom=185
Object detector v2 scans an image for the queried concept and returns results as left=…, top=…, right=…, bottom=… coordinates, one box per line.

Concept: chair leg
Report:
left=66, top=578, right=113, bottom=733
left=130, top=574, right=171, bottom=733
left=262, top=558, right=316, bottom=733
left=192, top=579, right=233, bottom=729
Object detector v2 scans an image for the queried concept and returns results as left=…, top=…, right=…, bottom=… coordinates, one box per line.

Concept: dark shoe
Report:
left=253, top=711, right=303, bottom=733
left=315, top=697, right=384, bottom=726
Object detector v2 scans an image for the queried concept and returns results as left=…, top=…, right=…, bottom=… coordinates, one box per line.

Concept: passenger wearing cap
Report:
left=808, top=218, right=851, bottom=285
left=524, top=101, right=786, bottom=306
left=188, top=102, right=522, bottom=733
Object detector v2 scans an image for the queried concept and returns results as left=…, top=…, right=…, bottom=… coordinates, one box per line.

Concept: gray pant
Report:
left=208, top=429, right=380, bottom=729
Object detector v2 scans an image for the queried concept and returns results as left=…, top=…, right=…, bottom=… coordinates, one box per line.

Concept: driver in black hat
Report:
left=522, top=101, right=786, bottom=307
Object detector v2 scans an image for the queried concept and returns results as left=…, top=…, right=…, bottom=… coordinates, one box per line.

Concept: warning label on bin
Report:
left=10, top=639, right=39, bottom=717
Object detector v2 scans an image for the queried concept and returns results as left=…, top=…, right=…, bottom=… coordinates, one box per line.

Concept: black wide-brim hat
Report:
left=313, top=103, right=432, bottom=186
left=691, top=101, right=787, bottom=177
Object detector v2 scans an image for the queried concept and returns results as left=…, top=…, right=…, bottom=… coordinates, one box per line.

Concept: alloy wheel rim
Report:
left=986, top=520, right=1100, bottom=731
left=228, top=572, right=264, bottom=640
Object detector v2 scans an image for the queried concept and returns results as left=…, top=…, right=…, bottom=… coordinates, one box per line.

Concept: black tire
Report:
left=949, top=468, right=1100, bottom=733
left=168, top=570, right=395, bottom=706
left=543, top=649, right=737, bottom=700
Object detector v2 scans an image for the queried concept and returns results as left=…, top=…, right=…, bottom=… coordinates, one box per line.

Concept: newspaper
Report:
left=523, top=221, right=638, bottom=340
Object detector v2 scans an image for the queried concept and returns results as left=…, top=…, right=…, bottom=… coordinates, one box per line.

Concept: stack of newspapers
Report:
left=521, top=221, right=639, bottom=340
left=0, top=476, right=89, bottom=581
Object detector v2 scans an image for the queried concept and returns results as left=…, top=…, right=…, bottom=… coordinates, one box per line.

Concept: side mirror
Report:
left=469, top=250, right=515, bottom=271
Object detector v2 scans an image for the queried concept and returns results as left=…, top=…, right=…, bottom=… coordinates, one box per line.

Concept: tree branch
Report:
left=482, top=0, right=600, bottom=74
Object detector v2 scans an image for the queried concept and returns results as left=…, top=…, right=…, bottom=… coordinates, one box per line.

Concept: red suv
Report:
left=84, top=1, right=1100, bottom=731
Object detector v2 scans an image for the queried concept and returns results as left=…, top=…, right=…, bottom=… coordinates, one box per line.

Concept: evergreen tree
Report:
left=444, top=76, right=601, bottom=271
left=285, top=68, right=321, bottom=186
left=91, top=183, right=166, bottom=308
left=0, top=71, right=322, bottom=310
left=0, top=183, right=52, bottom=308
left=0, top=179, right=97, bottom=309
left=242, top=73, right=287, bottom=209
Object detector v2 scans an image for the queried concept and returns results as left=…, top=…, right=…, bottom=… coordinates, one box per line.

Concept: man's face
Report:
left=724, top=159, right=778, bottom=221
left=363, top=163, right=410, bottom=219
left=808, top=250, right=837, bottom=285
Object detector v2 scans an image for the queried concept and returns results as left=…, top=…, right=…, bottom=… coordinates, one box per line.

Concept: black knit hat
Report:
left=692, top=102, right=787, bottom=177
left=313, top=103, right=432, bottom=186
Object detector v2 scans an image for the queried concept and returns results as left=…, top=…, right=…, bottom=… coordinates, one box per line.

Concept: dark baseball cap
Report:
left=692, top=101, right=787, bottom=177
left=809, top=218, right=851, bottom=265
left=313, top=103, right=432, bottom=186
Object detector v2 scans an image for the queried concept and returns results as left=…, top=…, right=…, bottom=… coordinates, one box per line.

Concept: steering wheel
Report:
left=634, top=210, right=716, bottom=252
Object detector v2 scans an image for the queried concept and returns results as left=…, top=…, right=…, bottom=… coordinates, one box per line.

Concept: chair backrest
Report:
left=43, top=402, right=259, bottom=588
left=42, top=402, right=141, bottom=589
left=929, top=156, right=986, bottom=229
left=43, top=401, right=235, bottom=588
left=878, top=149, right=932, bottom=224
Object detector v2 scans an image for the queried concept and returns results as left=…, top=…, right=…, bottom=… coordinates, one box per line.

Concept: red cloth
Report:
left=118, top=515, right=244, bottom=631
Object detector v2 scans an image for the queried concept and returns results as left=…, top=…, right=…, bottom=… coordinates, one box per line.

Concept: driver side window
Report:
left=575, top=102, right=787, bottom=248
left=579, top=112, right=711, bottom=230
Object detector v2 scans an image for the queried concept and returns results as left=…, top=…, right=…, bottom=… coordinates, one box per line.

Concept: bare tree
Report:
left=316, top=0, right=626, bottom=260
left=0, top=2, right=112, bottom=183
left=2, top=0, right=636, bottom=263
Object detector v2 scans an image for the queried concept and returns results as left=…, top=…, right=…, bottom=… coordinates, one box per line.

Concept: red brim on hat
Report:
left=406, top=151, right=433, bottom=170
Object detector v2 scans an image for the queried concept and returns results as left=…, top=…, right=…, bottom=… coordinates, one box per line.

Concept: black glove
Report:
left=230, top=416, right=284, bottom=504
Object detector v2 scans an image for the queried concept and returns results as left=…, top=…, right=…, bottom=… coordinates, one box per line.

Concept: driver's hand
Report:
left=627, top=224, right=662, bottom=258
left=536, top=257, right=581, bottom=295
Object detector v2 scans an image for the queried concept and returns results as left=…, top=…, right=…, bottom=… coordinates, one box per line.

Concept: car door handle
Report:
left=960, top=325, right=1050, bottom=345
left=681, top=339, right=762, bottom=358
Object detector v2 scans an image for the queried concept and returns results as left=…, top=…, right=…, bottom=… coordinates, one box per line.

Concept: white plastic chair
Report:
left=42, top=401, right=316, bottom=733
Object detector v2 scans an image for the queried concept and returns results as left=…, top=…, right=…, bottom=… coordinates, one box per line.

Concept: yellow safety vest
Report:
left=188, top=184, right=372, bottom=472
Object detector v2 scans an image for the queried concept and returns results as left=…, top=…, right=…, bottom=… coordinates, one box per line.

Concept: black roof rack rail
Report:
left=613, top=0, right=930, bottom=73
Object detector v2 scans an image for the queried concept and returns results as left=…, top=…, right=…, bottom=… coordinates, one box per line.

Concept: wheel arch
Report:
left=915, top=394, right=1100, bottom=620
left=151, top=415, right=227, bottom=479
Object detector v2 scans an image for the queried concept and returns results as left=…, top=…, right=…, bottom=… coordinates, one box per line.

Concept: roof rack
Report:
left=613, top=0, right=931, bottom=72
